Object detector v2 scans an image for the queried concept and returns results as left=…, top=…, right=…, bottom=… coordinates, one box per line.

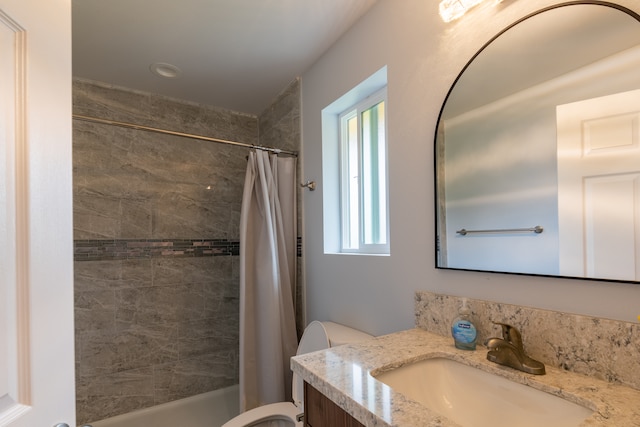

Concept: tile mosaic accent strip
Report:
left=74, top=237, right=303, bottom=261
left=74, top=239, right=239, bottom=261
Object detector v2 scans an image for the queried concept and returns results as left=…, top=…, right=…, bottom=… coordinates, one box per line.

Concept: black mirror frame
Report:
left=434, top=1, right=640, bottom=284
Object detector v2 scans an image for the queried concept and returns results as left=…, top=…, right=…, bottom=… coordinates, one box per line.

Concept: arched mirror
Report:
left=435, top=1, right=640, bottom=283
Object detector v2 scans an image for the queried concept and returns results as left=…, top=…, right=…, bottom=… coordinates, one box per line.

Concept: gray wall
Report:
left=73, top=78, right=301, bottom=424
left=301, top=0, right=640, bottom=337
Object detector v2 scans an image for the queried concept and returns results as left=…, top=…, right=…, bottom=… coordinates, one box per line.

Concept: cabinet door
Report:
left=304, top=382, right=365, bottom=427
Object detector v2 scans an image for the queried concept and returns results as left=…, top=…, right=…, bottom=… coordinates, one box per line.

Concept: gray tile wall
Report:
left=73, top=78, right=301, bottom=424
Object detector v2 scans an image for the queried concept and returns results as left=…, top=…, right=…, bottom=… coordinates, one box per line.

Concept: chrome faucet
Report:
left=485, top=322, right=545, bottom=375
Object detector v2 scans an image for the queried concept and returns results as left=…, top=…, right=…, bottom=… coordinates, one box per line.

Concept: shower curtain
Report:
left=239, top=150, right=298, bottom=412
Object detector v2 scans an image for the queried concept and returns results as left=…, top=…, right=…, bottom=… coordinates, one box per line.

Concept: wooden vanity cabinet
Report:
left=304, top=382, right=365, bottom=427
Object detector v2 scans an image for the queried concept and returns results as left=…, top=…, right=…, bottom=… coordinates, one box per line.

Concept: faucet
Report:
left=484, top=322, right=545, bottom=375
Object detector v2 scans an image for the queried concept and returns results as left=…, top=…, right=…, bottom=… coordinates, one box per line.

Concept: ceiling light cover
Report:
left=150, top=62, right=182, bottom=78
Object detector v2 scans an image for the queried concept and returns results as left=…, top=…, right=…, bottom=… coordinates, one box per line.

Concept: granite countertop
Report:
left=291, top=328, right=640, bottom=427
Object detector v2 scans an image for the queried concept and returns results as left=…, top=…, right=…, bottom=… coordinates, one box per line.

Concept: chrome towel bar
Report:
left=456, top=226, right=543, bottom=236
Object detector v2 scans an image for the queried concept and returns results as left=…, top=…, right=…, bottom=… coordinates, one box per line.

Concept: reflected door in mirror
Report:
left=557, top=89, right=640, bottom=281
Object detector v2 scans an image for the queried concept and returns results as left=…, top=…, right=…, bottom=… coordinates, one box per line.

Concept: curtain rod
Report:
left=72, top=114, right=298, bottom=157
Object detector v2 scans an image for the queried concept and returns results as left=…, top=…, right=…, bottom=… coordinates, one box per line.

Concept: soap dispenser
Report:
left=451, top=298, right=477, bottom=350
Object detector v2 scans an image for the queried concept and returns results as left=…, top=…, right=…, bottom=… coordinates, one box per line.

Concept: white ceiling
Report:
left=72, top=0, right=377, bottom=115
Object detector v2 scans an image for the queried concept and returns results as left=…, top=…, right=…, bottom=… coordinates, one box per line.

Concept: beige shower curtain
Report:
left=239, top=150, right=298, bottom=412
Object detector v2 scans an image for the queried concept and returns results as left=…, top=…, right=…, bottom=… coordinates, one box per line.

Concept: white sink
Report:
left=373, top=357, right=593, bottom=427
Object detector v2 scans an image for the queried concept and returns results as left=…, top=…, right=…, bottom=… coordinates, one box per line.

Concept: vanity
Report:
left=303, top=381, right=364, bottom=427
left=293, top=290, right=640, bottom=426
left=292, top=327, right=640, bottom=427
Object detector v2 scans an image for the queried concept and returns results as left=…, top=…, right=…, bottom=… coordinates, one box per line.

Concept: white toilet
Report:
left=222, top=321, right=373, bottom=427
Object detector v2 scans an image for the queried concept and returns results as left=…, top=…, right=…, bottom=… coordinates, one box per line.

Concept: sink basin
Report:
left=373, top=357, right=593, bottom=427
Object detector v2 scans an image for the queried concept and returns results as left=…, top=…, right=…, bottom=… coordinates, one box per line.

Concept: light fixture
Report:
left=439, top=0, right=485, bottom=22
left=149, top=62, right=182, bottom=79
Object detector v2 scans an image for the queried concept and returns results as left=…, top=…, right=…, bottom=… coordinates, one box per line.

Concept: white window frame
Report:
left=338, top=87, right=389, bottom=254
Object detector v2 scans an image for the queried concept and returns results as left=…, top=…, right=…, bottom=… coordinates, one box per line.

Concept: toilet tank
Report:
left=322, top=321, right=373, bottom=347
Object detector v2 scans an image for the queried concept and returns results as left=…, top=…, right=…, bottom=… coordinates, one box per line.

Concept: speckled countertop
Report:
left=291, top=328, right=640, bottom=427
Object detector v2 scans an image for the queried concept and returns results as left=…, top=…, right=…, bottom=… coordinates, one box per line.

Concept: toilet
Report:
left=222, top=321, right=373, bottom=427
